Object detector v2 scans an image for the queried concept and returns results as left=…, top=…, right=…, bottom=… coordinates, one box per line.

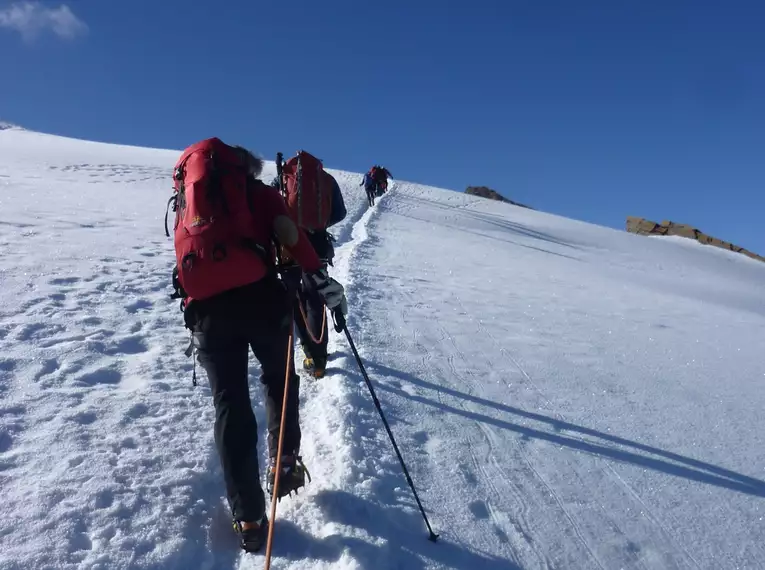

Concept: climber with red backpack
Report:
left=374, top=165, right=392, bottom=195
left=275, top=150, right=347, bottom=379
left=165, top=138, right=348, bottom=553
left=361, top=167, right=378, bottom=206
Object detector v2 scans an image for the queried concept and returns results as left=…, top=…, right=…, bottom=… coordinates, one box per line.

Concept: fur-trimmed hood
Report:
left=233, top=145, right=263, bottom=177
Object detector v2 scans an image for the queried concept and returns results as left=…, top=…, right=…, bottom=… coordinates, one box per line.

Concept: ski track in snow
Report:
left=2, top=128, right=765, bottom=569
left=344, top=185, right=765, bottom=570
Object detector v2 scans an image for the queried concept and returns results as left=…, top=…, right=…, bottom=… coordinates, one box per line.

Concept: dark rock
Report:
left=465, top=186, right=532, bottom=209
left=626, top=216, right=764, bottom=263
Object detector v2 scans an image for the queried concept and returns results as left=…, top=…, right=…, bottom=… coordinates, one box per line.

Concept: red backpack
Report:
left=280, top=151, right=333, bottom=230
left=165, top=137, right=269, bottom=301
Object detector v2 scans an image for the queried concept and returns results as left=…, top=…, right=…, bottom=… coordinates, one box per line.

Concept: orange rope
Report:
left=263, top=329, right=294, bottom=569
left=297, top=292, right=327, bottom=346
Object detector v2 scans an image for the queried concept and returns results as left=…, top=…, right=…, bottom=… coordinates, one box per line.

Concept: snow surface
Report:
left=1, top=128, right=764, bottom=570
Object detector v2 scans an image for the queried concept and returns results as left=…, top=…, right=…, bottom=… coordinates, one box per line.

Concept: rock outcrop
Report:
left=626, top=217, right=764, bottom=263
left=465, top=186, right=532, bottom=209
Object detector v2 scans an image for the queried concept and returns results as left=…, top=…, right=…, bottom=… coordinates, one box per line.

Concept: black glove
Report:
left=279, top=264, right=302, bottom=295
left=170, top=264, right=186, bottom=300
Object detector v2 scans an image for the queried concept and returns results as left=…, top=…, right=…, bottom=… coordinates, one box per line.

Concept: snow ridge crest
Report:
left=0, top=121, right=24, bottom=131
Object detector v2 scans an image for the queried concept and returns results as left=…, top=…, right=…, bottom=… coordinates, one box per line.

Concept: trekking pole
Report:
left=333, top=313, right=439, bottom=542
left=264, top=329, right=295, bottom=569
left=275, top=152, right=285, bottom=199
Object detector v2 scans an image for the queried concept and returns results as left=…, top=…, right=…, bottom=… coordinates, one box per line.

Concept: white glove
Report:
left=307, top=269, right=348, bottom=315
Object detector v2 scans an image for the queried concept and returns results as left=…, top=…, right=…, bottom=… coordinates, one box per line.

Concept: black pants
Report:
left=190, top=277, right=300, bottom=522
left=365, top=186, right=376, bottom=206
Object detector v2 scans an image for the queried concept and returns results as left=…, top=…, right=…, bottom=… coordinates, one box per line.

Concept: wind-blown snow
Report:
left=0, top=128, right=763, bottom=570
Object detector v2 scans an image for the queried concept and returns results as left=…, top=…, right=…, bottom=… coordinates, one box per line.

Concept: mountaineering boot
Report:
left=233, top=517, right=269, bottom=553
left=302, top=356, right=326, bottom=379
left=267, top=455, right=312, bottom=499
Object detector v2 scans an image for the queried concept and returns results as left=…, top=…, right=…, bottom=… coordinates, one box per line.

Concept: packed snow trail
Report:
left=2, top=128, right=765, bottom=569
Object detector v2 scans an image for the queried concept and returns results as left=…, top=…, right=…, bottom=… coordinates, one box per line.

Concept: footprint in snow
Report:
left=150, top=280, right=170, bottom=293
left=75, top=368, right=122, bottom=387
left=67, top=523, right=93, bottom=553
left=14, top=322, right=46, bottom=340
left=19, top=297, right=47, bottom=313
left=124, top=402, right=150, bottom=420
left=412, top=430, right=429, bottom=445
left=39, top=329, right=113, bottom=349
left=43, top=489, right=69, bottom=510
left=33, top=358, right=60, bottom=382
left=625, top=541, right=642, bottom=558
left=68, top=455, right=85, bottom=468
left=96, top=525, right=117, bottom=544
left=468, top=500, right=491, bottom=520
left=0, top=429, right=14, bottom=453
left=49, top=276, right=80, bottom=286
left=469, top=500, right=511, bottom=544
left=112, top=437, right=137, bottom=454
left=125, top=299, right=152, bottom=313
left=0, top=404, right=26, bottom=416
left=0, top=456, right=17, bottom=472
left=71, top=410, right=98, bottom=425
left=104, top=335, right=149, bottom=356
left=94, top=490, right=114, bottom=510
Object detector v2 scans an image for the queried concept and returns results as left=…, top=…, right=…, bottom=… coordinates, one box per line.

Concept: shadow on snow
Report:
left=266, top=490, right=518, bottom=570
left=359, top=359, right=765, bottom=500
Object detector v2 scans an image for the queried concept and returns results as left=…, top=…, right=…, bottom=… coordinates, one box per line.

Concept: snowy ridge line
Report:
left=0, top=121, right=23, bottom=131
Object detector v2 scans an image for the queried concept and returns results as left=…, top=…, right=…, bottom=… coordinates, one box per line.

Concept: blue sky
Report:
left=1, top=0, right=763, bottom=253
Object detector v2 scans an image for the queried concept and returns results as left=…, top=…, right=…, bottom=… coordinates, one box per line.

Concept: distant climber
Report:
left=360, top=165, right=392, bottom=205
left=373, top=165, right=392, bottom=196
left=276, top=150, right=347, bottom=379
left=361, top=169, right=377, bottom=206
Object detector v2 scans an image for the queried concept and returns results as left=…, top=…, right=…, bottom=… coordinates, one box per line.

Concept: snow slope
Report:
left=1, top=128, right=764, bottom=570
